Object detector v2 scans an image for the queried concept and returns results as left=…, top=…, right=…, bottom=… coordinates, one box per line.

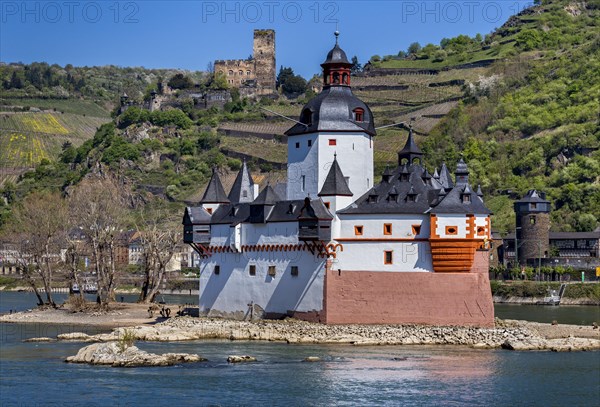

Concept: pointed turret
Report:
left=252, top=184, right=280, bottom=205
left=476, top=185, right=484, bottom=198
left=228, top=160, right=257, bottom=203
left=438, top=162, right=454, bottom=190
left=318, top=155, right=353, bottom=197
left=200, top=168, right=230, bottom=204
left=397, top=127, right=423, bottom=166
left=455, top=158, right=469, bottom=186
left=200, top=168, right=229, bottom=215
left=433, top=168, right=440, bottom=179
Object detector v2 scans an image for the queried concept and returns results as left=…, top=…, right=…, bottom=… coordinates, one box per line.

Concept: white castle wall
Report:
left=199, top=251, right=326, bottom=316
left=333, top=214, right=433, bottom=272
left=287, top=131, right=373, bottom=200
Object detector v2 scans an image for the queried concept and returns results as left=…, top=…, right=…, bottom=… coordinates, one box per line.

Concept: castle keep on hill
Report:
left=214, top=29, right=276, bottom=96
left=184, top=34, right=494, bottom=326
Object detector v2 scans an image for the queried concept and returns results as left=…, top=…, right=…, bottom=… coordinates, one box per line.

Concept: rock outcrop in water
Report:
left=65, top=342, right=206, bottom=367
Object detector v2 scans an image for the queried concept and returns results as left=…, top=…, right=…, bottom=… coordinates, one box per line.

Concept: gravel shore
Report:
left=2, top=303, right=599, bottom=351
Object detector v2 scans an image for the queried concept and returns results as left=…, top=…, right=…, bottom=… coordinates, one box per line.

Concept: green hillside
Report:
left=0, top=0, right=598, bottom=235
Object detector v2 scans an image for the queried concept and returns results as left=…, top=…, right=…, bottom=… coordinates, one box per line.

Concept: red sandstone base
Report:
left=323, top=270, right=495, bottom=327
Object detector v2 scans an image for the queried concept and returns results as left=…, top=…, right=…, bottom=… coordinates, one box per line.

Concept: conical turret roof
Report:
left=319, top=156, right=353, bottom=196
left=200, top=168, right=230, bottom=204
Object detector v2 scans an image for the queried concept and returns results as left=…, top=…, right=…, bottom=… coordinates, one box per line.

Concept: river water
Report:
left=1, top=292, right=599, bottom=406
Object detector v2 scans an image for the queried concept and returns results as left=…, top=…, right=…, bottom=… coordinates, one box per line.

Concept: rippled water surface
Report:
left=1, top=292, right=599, bottom=406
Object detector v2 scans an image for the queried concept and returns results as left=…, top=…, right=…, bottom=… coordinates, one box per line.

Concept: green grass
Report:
left=378, top=43, right=516, bottom=70
left=220, top=135, right=287, bottom=163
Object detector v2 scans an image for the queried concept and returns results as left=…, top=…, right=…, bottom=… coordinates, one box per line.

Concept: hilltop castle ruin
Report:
left=214, top=29, right=276, bottom=97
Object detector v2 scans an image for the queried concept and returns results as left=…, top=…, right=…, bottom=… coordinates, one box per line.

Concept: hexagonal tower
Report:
left=514, top=190, right=551, bottom=265
left=253, top=29, right=276, bottom=95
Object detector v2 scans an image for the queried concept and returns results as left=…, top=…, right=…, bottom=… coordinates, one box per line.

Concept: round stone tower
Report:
left=514, top=190, right=551, bottom=265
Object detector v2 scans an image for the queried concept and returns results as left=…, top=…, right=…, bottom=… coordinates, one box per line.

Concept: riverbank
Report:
left=1, top=303, right=598, bottom=351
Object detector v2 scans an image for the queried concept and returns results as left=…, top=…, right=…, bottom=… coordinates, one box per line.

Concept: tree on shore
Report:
left=136, top=204, right=181, bottom=303
left=8, top=191, right=68, bottom=307
left=69, top=175, right=130, bottom=307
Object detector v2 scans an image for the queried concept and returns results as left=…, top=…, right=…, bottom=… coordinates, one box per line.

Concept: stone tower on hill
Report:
left=214, top=29, right=276, bottom=96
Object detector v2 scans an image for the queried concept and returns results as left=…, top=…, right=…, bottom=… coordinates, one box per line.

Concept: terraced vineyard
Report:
left=0, top=112, right=111, bottom=185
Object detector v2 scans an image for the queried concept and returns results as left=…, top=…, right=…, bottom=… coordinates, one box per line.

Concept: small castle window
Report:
left=477, top=226, right=485, bottom=236
left=446, top=226, right=458, bottom=235
left=249, top=265, right=256, bottom=276
left=242, top=191, right=248, bottom=198
left=333, top=72, right=340, bottom=84
left=308, top=140, right=312, bottom=147
left=412, top=225, right=421, bottom=235
left=214, top=265, right=220, bottom=275
left=238, top=70, right=243, bottom=75
left=268, top=265, right=276, bottom=277
left=407, top=194, right=417, bottom=202
left=329, top=139, right=337, bottom=146
left=530, top=216, right=536, bottom=225
left=206, top=208, right=213, bottom=214
left=246, top=70, right=251, bottom=75
left=324, top=202, right=331, bottom=209
left=342, top=73, right=349, bottom=84
left=462, top=194, right=471, bottom=203
left=291, top=266, right=299, bottom=277
left=295, top=142, right=300, bottom=149
left=228, top=70, right=233, bottom=75
left=384, top=224, right=392, bottom=235
left=354, top=225, right=363, bottom=236
left=301, top=175, right=306, bottom=192
left=384, top=251, right=393, bottom=265
left=353, top=108, right=364, bottom=122
left=531, top=203, right=537, bottom=209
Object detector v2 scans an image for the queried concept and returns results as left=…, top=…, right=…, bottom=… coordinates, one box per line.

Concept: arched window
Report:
left=333, top=72, right=340, bottom=84
left=353, top=108, right=364, bottom=122
left=246, top=70, right=251, bottom=75
left=239, top=70, right=243, bottom=75
left=342, top=73, right=349, bottom=84
left=228, top=70, right=233, bottom=75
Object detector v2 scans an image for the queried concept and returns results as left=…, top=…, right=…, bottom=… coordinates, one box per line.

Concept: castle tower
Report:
left=285, top=32, right=375, bottom=200
left=397, top=127, right=423, bottom=166
left=228, top=160, right=258, bottom=203
left=514, top=190, right=551, bottom=265
left=200, top=168, right=230, bottom=215
left=253, top=29, right=276, bottom=95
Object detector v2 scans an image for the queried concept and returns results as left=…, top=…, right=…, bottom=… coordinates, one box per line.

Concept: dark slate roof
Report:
left=339, top=164, right=437, bottom=215
left=285, top=86, right=376, bottom=137
left=322, top=42, right=351, bottom=66
left=252, top=185, right=280, bottom=205
left=228, top=160, right=254, bottom=203
left=183, top=206, right=212, bottom=225
left=339, top=159, right=491, bottom=216
left=476, top=185, right=484, bottom=197
left=516, top=189, right=549, bottom=203
left=398, top=128, right=423, bottom=158
left=438, top=163, right=454, bottom=190
left=318, top=156, right=353, bottom=196
left=429, top=183, right=490, bottom=214
left=200, top=169, right=230, bottom=204
left=209, top=199, right=333, bottom=225
left=455, top=158, right=469, bottom=175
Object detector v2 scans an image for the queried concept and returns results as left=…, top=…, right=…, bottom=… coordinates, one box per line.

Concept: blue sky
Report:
left=1, top=1, right=533, bottom=78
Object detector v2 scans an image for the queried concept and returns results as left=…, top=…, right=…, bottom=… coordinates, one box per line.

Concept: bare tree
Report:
left=69, top=176, right=130, bottom=307
left=136, top=205, right=181, bottom=303
left=8, top=191, right=68, bottom=308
